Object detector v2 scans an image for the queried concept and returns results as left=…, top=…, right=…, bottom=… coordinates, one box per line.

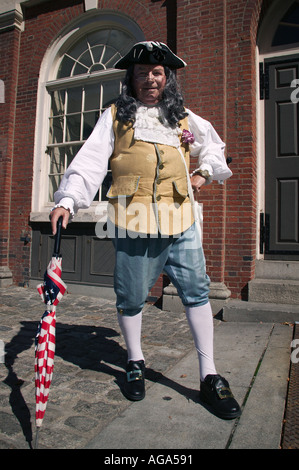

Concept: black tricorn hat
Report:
left=114, top=41, right=187, bottom=69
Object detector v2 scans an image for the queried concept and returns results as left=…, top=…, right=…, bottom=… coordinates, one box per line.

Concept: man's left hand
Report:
left=191, top=174, right=206, bottom=200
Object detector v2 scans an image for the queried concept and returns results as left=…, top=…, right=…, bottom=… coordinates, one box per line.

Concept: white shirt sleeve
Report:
left=54, top=107, right=114, bottom=214
left=186, top=108, right=232, bottom=183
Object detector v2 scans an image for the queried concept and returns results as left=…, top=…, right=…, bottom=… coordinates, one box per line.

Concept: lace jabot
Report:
left=133, top=105, right=181, bottom=147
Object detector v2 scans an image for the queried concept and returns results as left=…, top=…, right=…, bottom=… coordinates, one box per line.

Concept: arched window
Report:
left=272, top=2, right=299, bottom=47
left=258, top=0, right=299, bottom=54
left=46, top=29, right=135, bottom=203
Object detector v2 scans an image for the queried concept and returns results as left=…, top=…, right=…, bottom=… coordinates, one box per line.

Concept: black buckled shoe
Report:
left=200, top=374, right=242, bottom=420
left=123, top=360, right=145, bottom=401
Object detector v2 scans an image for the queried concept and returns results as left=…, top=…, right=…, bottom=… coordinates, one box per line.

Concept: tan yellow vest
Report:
left=107, top=104, right=194, bottom=236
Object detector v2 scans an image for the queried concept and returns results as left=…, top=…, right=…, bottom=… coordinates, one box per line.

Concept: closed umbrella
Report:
left=34, top=217, right=67, bottom=447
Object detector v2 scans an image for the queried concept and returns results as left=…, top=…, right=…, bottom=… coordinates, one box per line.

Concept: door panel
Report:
left=31, top=222, right=114, bottom=286
left=264, top=54, right=299, bottom=258
left=83, top=236, right=115, bottom=285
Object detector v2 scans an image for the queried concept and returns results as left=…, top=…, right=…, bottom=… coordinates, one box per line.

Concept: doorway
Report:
left=262, top=54, right=299, bottom=259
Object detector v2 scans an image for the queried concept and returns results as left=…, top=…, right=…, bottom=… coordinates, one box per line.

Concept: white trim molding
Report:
left=0, top=5, right=23, bottom=32
left=84, top=0, right=98, bottom=11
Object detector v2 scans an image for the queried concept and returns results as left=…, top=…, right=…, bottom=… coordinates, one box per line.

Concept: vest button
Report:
left=156, top=195, right=161, bottom=201
left=159, top=164, right=164, bottom=170
left=157, top=179, right=161, bottom=184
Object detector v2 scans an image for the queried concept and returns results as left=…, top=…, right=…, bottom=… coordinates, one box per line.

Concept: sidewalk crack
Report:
left=225, top=323, right=275, bottom=449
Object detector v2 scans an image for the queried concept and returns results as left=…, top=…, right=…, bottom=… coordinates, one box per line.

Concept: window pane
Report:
left=272, top=25, right=299, bottom=46
left=272, top=4, right=299, bottom=47
left=89, top=63, right=105, bottom=73
left=85, top=83, right=100, bottom=111
left=88, top=30, right=110, bottom=48
left=78, top=50, right=93, bottom=68
left=67, top=87, right=82, bottom=114
left=66, top=144, right=82, bottom=168
left=284, top=4, right=299, bottom=23
left=66, top=114, right=81, bottom=142
left=102, top=80, right=121, bottom=108
left=68, top=39, right=89, bottom=61
left=57, top=28, right=135, bottom=78
left=51, top=90, right=65, bottom=116
left=83, top=111, right=99, bottom=140
left=90, top=45, right=105, bottom=63
left=108, top=30, right=135, bottom=54
left=102, top=45, right=119, bottom=67
left=49, top=116, right=64, bottom=144
left=73, top=63, right=89, bottom=76
left=58, top=55, right=75, bottom=79
left=48, top=145, right=83, bottom=201
left=49, top=147, right=65, bottom=174
left=49, top=174, right=62, bottom=201
left=101, top=171, right=112, bottom=201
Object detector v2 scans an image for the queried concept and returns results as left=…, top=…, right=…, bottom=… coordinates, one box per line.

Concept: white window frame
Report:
left=30, top=12, right=144, bottom=223
left=46, top=70, right=124, bottom=204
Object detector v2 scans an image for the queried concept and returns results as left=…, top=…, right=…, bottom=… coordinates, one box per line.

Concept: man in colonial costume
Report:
left=51, top=41, right=241, bottom=420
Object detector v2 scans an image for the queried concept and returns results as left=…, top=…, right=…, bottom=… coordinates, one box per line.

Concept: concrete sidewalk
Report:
left=85, top=322, right=292, bottom=450
left=0, top=286, right=294, bottom=450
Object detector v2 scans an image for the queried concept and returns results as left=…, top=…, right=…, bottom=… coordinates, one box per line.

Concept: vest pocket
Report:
left=172, top=178, right=188, bottom=198
left=106, top=176, right=140, bottom=199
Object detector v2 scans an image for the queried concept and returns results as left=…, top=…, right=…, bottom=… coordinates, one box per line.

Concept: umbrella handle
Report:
left=53, top=216, right=63, bottom=257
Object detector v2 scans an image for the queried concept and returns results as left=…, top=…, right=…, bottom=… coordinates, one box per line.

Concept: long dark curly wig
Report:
left=115, top=65, right=188, bottom=127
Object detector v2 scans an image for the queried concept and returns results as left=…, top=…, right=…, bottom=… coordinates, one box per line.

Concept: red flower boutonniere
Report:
left=181, top=129, right=195, bottom=144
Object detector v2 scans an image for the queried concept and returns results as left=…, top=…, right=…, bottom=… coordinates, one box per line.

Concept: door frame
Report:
left=256, top=47, right=299, bottom=260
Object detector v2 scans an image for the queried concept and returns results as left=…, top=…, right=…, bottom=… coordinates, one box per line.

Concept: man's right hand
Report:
left=50, top=207, right=70, bottom=235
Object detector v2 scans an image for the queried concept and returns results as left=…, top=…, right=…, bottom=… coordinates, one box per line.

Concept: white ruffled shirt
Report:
left=133, top=105, right=181, bottom=147
left=54, top=105, right=232, bottom=215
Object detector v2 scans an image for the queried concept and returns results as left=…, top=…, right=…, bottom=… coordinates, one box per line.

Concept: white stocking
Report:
left=185, top=303, right=217, bottom=381
left=117, top=311, right=145, bottom=363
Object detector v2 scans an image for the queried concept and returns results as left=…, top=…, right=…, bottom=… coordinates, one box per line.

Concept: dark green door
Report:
left=264, top=54, right=299, bottom=259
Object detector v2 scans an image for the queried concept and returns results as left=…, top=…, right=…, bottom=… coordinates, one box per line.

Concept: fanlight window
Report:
left=272, top=2, right=299, bottom=47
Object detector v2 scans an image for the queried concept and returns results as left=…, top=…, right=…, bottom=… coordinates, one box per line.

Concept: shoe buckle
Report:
left=215, top=384, right=234, bottom=399
left=127, top=370, right=143, bottom=382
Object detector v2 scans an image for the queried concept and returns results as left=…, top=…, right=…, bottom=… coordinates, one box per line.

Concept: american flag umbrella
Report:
left=35, top=217, right=66, bottom=447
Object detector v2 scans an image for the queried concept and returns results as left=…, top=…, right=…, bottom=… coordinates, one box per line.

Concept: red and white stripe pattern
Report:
left=35, top=257, right=67, bottom=428
left=35, top=309, right=56, bottom=427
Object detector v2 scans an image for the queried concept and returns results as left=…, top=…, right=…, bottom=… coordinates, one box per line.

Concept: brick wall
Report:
left=0, top=0, right=266, bottom=299
left=224, top=0, right=263, bottom=298
left=177, top=0, right=263, bottom=299
left=3, top=1, right=84, bottom=285
left=0, top=27, right=21, bottom=270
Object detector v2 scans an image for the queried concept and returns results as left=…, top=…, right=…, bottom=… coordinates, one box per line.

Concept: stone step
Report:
left=255, top=260, right=299, bottom=280
left=223, top=299, right=299, bottom=323
left=248, top=278, right=299, bottom=305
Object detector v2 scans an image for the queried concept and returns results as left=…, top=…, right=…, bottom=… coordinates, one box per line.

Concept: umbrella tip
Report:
left=35, top=428, right=40, bottom=449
